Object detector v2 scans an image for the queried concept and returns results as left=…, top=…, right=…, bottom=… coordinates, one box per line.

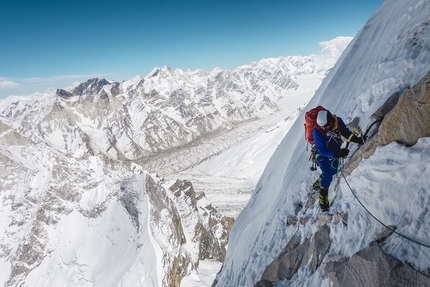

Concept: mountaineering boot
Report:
left=313, top=175, right=322, bottom=190
left=319, top=187, right=329, bottom=212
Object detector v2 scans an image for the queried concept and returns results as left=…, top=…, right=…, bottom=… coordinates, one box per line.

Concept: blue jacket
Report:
left=312, top=116, right=352, bottom=158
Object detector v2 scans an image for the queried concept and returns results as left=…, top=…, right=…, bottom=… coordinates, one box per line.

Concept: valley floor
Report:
left=167, top=87, right=315, bottom=219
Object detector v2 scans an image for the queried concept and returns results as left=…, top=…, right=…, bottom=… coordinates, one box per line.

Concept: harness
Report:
left=326, top=130, right=343, bottom=144
left=309, top=117, right=343, bottom=171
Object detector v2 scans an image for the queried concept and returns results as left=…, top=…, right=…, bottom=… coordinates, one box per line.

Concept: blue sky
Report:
left=0, top=0, right=384, bottom=99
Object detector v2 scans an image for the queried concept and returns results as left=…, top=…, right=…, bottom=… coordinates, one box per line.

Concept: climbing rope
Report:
left=340, top=168, right=430, bottom=249
left=339, top=117, right=430, bottom=248
left=313, top=117, right=430, bottom=248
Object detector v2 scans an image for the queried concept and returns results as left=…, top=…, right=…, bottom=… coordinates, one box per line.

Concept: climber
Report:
left=312, top=109, right=364, bottom=211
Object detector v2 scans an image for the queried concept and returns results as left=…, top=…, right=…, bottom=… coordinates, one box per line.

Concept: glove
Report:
left=334, top=148, right=349, bottom=158
left=350, top=134, right=365, bottom=145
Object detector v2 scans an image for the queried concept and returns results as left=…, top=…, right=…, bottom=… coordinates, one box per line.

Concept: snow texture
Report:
left=215, top=0, right=430, bottom=286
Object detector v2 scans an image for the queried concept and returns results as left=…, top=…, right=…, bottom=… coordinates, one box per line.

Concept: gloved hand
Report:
left=350, top=134, right=365, bottom=145
left=334, top=148, right=349, bottom=158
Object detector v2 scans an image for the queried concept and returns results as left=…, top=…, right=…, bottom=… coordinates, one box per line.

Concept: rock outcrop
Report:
left=255, top=223, right=430, bottom=287
left=325, top=242, right=430, bottom=287
left=259, top=225, right=331, bottom=282
left=345, top=70, right=430, bottom=175
left=147, top=177, right=232, bottom=286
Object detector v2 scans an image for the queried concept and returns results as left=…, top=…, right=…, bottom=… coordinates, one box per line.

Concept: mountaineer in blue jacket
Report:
left=312, top=109, right=364, bottom=211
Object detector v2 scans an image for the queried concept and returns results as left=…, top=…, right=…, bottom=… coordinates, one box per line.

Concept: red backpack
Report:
left=304, top=106, right=326, bottom=147
left=305, top=106, right=326, bottom=170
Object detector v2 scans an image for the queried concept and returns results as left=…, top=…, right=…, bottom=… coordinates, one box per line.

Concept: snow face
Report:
left=333, top=138, right=430, bottom=270
left=24, top=197, right=162, bottom=287
left=215, top=0, right=430, bottom=286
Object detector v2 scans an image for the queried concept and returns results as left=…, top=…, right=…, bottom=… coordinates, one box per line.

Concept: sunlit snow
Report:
left=215, top=0, right=430, bottom=286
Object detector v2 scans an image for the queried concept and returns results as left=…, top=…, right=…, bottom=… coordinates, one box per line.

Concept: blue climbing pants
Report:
left=317, top=156, right=339, bottom=188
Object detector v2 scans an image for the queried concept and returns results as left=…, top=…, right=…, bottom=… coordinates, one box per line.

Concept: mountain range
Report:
left=0, top=36, right=350, bottom=286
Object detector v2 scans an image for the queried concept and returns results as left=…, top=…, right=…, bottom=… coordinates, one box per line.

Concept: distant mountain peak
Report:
left=71, top=78, right=113, bottom=96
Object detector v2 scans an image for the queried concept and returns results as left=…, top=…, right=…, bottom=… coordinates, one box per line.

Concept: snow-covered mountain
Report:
left=0, top=38, right=348, bottom=175
left=214, top=0, right=430, bottom=286
left=0, top=38, right=348, bottom=286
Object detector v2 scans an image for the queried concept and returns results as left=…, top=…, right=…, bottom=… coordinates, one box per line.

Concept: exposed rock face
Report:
left=71, top=78, right=112, bottom=96
left=260, top=225, right=331, bottom=282
left=345, top=70, right=430, bottom=175
left=370, top=90, right=402, bottom=121
left=255, top=223, right=430, bottom=287
left=325, top=242, right=430, bottom=287
left=56, top=88, right=73, bottom=98
left=377, top=72, right=430, bottom=146
left=253, top=279, right=273, bottom=287
left=147, top=177, right=232, bottom=286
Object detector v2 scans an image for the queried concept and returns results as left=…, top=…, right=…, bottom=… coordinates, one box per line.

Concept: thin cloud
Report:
left=0, top=80, right=21, bottom=89
left=22, top=73, right=115, bottom=84
left=0, top=73, right=115, bottom=98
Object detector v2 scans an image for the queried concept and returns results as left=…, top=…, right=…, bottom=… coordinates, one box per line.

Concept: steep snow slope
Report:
left=215, top=0, right=430, bottom=286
